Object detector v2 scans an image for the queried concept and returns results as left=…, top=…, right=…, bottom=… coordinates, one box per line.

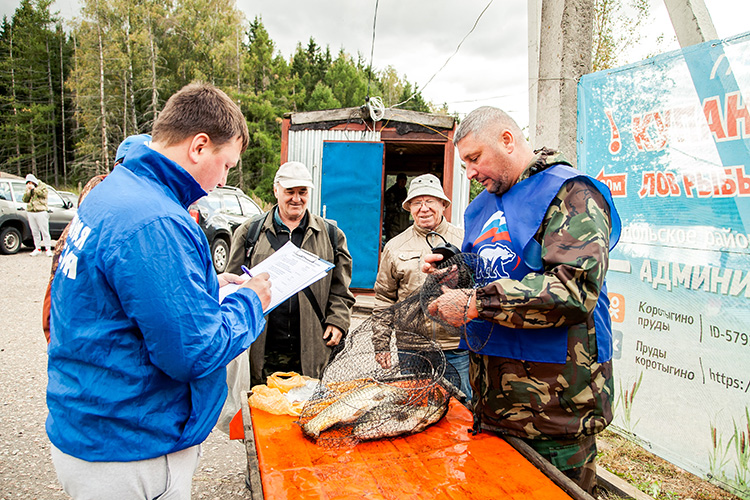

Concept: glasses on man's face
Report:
left=411, top=198, right=440, bottom=209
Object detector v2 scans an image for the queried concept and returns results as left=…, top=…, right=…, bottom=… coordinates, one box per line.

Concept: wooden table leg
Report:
left=242, top=391, right=264, bottom=500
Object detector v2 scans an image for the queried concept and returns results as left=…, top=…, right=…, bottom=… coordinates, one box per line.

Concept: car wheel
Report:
left=0, top=226, right=22, bottom=255
left=211, top=238, right=230, bottom=273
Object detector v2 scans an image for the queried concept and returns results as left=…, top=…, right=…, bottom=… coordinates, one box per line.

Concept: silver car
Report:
left=0, top=177, right=77, bottom=254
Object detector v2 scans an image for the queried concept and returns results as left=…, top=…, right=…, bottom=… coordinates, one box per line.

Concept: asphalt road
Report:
left=0, top=248, right=254, bottom=499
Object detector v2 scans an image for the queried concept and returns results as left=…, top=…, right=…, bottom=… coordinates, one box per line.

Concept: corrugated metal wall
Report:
left=287, top=129, right=381, bottom=215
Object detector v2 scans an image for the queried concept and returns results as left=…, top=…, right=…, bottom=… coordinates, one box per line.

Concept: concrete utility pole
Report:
left=527, top=0, right=716, bottom=166
left=663, top=0, right=718, bottom=47
left=528, top=0, right=594, bottom=166
left=528, top=0, right=541, bottom=146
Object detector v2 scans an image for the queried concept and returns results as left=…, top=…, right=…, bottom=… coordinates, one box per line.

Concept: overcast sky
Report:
left=1, top=0, right=748, bottom=128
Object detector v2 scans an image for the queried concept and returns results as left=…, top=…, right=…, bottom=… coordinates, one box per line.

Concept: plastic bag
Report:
left=216, top=350, right=250, bottom=435
left=267, top=371, right=315, bottom=393
left=249, top=372, right=318, bottom=416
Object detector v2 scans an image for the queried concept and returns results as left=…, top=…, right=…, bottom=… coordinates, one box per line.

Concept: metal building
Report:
left=280, top=107, right=469, bottom=291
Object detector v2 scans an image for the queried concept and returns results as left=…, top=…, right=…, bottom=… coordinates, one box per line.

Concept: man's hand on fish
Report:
left=323, top=325, right=343, bottom=346
left=428, top=287, right=478, bottom=327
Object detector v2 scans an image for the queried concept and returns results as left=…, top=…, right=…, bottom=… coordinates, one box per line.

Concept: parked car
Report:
left=0, top=178, right=77, bottom=254
left=57, top=190, right=79, bottom=207
left=189, top=186, right=263, bottom=273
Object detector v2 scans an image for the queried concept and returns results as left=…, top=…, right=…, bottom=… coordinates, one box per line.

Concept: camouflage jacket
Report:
left=472, top=150, right=614, bottom=441
left=22, top=182, right=48, bottom=212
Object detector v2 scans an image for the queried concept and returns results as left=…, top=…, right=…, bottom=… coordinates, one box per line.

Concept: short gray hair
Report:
left=454, top=106, right=523, bottom=145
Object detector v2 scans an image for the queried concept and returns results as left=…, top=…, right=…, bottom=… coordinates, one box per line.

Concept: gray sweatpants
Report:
left=50, top=443, right=201, bottom=500
left=28, top=210, right=51, bottom=249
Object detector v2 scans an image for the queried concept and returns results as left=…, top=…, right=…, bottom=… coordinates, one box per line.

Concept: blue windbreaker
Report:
left=47, top=144, right=265, bottom=462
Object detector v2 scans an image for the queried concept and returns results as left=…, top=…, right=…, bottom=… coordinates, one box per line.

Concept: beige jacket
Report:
left=373, top=217, right=464, bottom=350
left=227, top=209, right=355, bottom=382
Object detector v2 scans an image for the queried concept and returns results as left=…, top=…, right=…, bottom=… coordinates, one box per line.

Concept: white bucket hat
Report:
left=402, top=174, right=451, bottom=210
left=25, top=174, right=39, bottom=186
left=274, top=161, right=314, bottom=189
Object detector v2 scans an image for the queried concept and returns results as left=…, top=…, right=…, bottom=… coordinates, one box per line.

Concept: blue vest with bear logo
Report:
left=461, top=163, right=620, bottom=363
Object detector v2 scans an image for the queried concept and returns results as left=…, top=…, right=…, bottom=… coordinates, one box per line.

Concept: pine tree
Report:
left=233, top=16, right=284, bottom=203
left=0, top=2, right=444, bottom=191
left=0, top=0, right=65, bottom=182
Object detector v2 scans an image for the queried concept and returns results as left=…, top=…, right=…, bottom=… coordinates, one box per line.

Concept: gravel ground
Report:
left=0, top=248, right=256, bottom=499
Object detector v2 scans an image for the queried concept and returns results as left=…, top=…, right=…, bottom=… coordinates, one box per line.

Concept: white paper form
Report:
left=219, top=241, right=333, bottom=313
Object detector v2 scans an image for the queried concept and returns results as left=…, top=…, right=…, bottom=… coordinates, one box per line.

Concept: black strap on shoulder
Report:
left=243, top=214, right=267, bottom=266
left=302, top=289, right=325, bottom=325
left=301, top=219, right=338, bottom=326
left=244, top=213, right=338, bottom=327
left=324, top=219, right=338, bottom=262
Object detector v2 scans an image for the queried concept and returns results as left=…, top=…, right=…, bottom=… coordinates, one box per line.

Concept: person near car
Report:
left=227, top=161, right=355, bottom=385
left=42, top=134, right=151, bottom=344
left=372, top=174, right=471, bottom=402
left=46, top=83, right=272, bottom=499
left=23, top=173, right=53, bottom=257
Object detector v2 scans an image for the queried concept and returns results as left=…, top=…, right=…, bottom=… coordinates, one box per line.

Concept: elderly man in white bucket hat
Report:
left=372, top=173, right=471, bottom=402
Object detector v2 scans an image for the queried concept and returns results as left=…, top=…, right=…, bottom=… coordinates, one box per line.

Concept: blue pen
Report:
left=241, top=265, right=253, bottom=278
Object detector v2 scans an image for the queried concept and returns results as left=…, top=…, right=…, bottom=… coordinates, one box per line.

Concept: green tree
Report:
left=592, top=0, right=649, bottom=71
left=290, top=37, right=335, bottom=110
left=394, top=80, right=430, bottom=113
left=324, top=49, right=369, bottom=108
left=166, top=0, right=246, bottom=89
left=307, top=81, right=340, bottom=110
left=0, top=0, right=66, bottom=183
left=377, top=65, right=403, bottom=108
left=232, top=16, right=285, bottom=203
left=0, top=3, right=445, bottom=194
left=138, top=0, right=171, bottom=129
left=67, top=0, right=121, bottom=177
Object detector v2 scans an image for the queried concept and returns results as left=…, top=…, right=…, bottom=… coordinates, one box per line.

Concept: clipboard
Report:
left=219, top=241, right=333, bottom=314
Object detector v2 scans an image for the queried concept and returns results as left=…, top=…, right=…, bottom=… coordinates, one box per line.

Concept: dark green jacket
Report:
left=227, top=208, right=355, bottom=382
left=471, top=151, right=614, bottom=441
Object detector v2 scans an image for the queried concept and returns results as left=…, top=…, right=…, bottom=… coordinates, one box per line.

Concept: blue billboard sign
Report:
left=578, top=32, right=750, bottom=498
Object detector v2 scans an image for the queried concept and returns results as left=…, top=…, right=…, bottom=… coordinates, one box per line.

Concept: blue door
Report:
left=321, top=141, right=384, bottom=289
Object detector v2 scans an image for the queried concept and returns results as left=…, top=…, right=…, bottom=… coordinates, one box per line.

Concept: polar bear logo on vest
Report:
left=472, top=210, right=519, bottom=280
left=479, top=244, right=516, bottom=279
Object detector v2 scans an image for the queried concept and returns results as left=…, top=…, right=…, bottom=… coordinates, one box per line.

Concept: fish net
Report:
left=419, top=252, right=497, bottom=352
left=296, top=253, right=495, bottom=447
left=296, top=294, right=461, bottom=447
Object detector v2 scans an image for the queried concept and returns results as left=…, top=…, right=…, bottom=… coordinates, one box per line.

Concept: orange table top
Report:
left=247, top=399, right=572, bottom=500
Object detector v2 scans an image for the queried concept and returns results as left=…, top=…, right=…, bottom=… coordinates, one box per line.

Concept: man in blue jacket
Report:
left=47, top=83, right=271, bottom=499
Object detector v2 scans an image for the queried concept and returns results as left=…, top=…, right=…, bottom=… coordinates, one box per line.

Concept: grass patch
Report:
left=597, top=429, right=741, bottom=500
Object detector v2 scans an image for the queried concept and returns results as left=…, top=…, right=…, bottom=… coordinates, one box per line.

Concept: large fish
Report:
left=351, top=401, right=447, bottom=441
left=302, top=383, right=407, bottom=438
